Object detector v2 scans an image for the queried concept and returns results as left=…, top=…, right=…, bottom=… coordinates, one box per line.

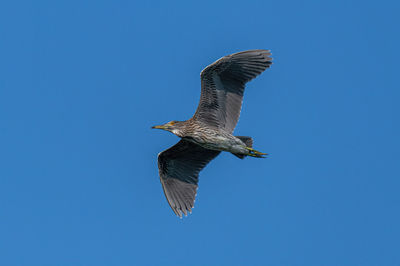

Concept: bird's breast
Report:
left=183, top=133, right=239, bottom=152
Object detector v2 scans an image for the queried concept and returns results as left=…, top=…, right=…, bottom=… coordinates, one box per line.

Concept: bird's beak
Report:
left=152, top=124, right=166, bottom=130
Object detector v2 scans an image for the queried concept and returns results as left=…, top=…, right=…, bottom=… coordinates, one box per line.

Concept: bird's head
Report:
left=152, top=120, right=185, bottom=137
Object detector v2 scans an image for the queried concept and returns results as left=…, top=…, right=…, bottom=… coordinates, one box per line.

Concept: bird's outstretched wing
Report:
left=193, top=49, right=272, bottom=133
left=157, top=139, right=220, bottom=217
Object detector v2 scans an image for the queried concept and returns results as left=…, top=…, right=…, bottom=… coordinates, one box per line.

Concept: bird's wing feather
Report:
left=157, top=139, right=220, bottom=217
left=193, top=49, right=272, bottom=133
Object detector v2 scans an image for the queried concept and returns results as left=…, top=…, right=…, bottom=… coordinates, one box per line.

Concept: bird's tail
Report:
left=232, top=136, right=253, bottom=159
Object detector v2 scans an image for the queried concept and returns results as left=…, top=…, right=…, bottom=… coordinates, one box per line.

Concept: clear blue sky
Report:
left=1, top=0, right=399, bottom=265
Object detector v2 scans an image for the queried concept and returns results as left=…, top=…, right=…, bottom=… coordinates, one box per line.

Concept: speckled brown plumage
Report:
left=153, top=50, right=273, bottom=217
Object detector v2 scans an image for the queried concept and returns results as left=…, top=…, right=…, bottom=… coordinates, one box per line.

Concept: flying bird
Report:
left=152, top=49, right=273, bottom=217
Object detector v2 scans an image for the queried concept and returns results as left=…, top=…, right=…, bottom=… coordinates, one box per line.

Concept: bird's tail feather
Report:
left=232, top=136, right=253, bottom=159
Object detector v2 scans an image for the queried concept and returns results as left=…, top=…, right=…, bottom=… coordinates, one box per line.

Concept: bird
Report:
left=152, top=49, right=273, bottom=217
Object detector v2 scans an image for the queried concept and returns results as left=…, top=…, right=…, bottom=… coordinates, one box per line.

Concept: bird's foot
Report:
left=245, top=147, right=268, bottom=158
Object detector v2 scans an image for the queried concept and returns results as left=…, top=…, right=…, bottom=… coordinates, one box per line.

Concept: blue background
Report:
left=1, top=0, right=399, bottom=265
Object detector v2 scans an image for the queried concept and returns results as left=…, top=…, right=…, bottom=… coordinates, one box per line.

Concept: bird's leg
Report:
left=244, top=147, right=268, bottom=158
left=247, top=153, right=266, bottom=158
left=245, top=147, right=268, bottom=155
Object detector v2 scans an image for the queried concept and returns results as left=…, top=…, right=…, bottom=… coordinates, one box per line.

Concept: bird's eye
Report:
left=170, top=121, right=176, bottom=125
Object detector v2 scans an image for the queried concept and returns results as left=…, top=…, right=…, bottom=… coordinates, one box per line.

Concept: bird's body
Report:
left=152, top=49, right=273, bottom=217
left=188, top=133, right=247, bottom=155
left=170, top=119, right=248, bottom=154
